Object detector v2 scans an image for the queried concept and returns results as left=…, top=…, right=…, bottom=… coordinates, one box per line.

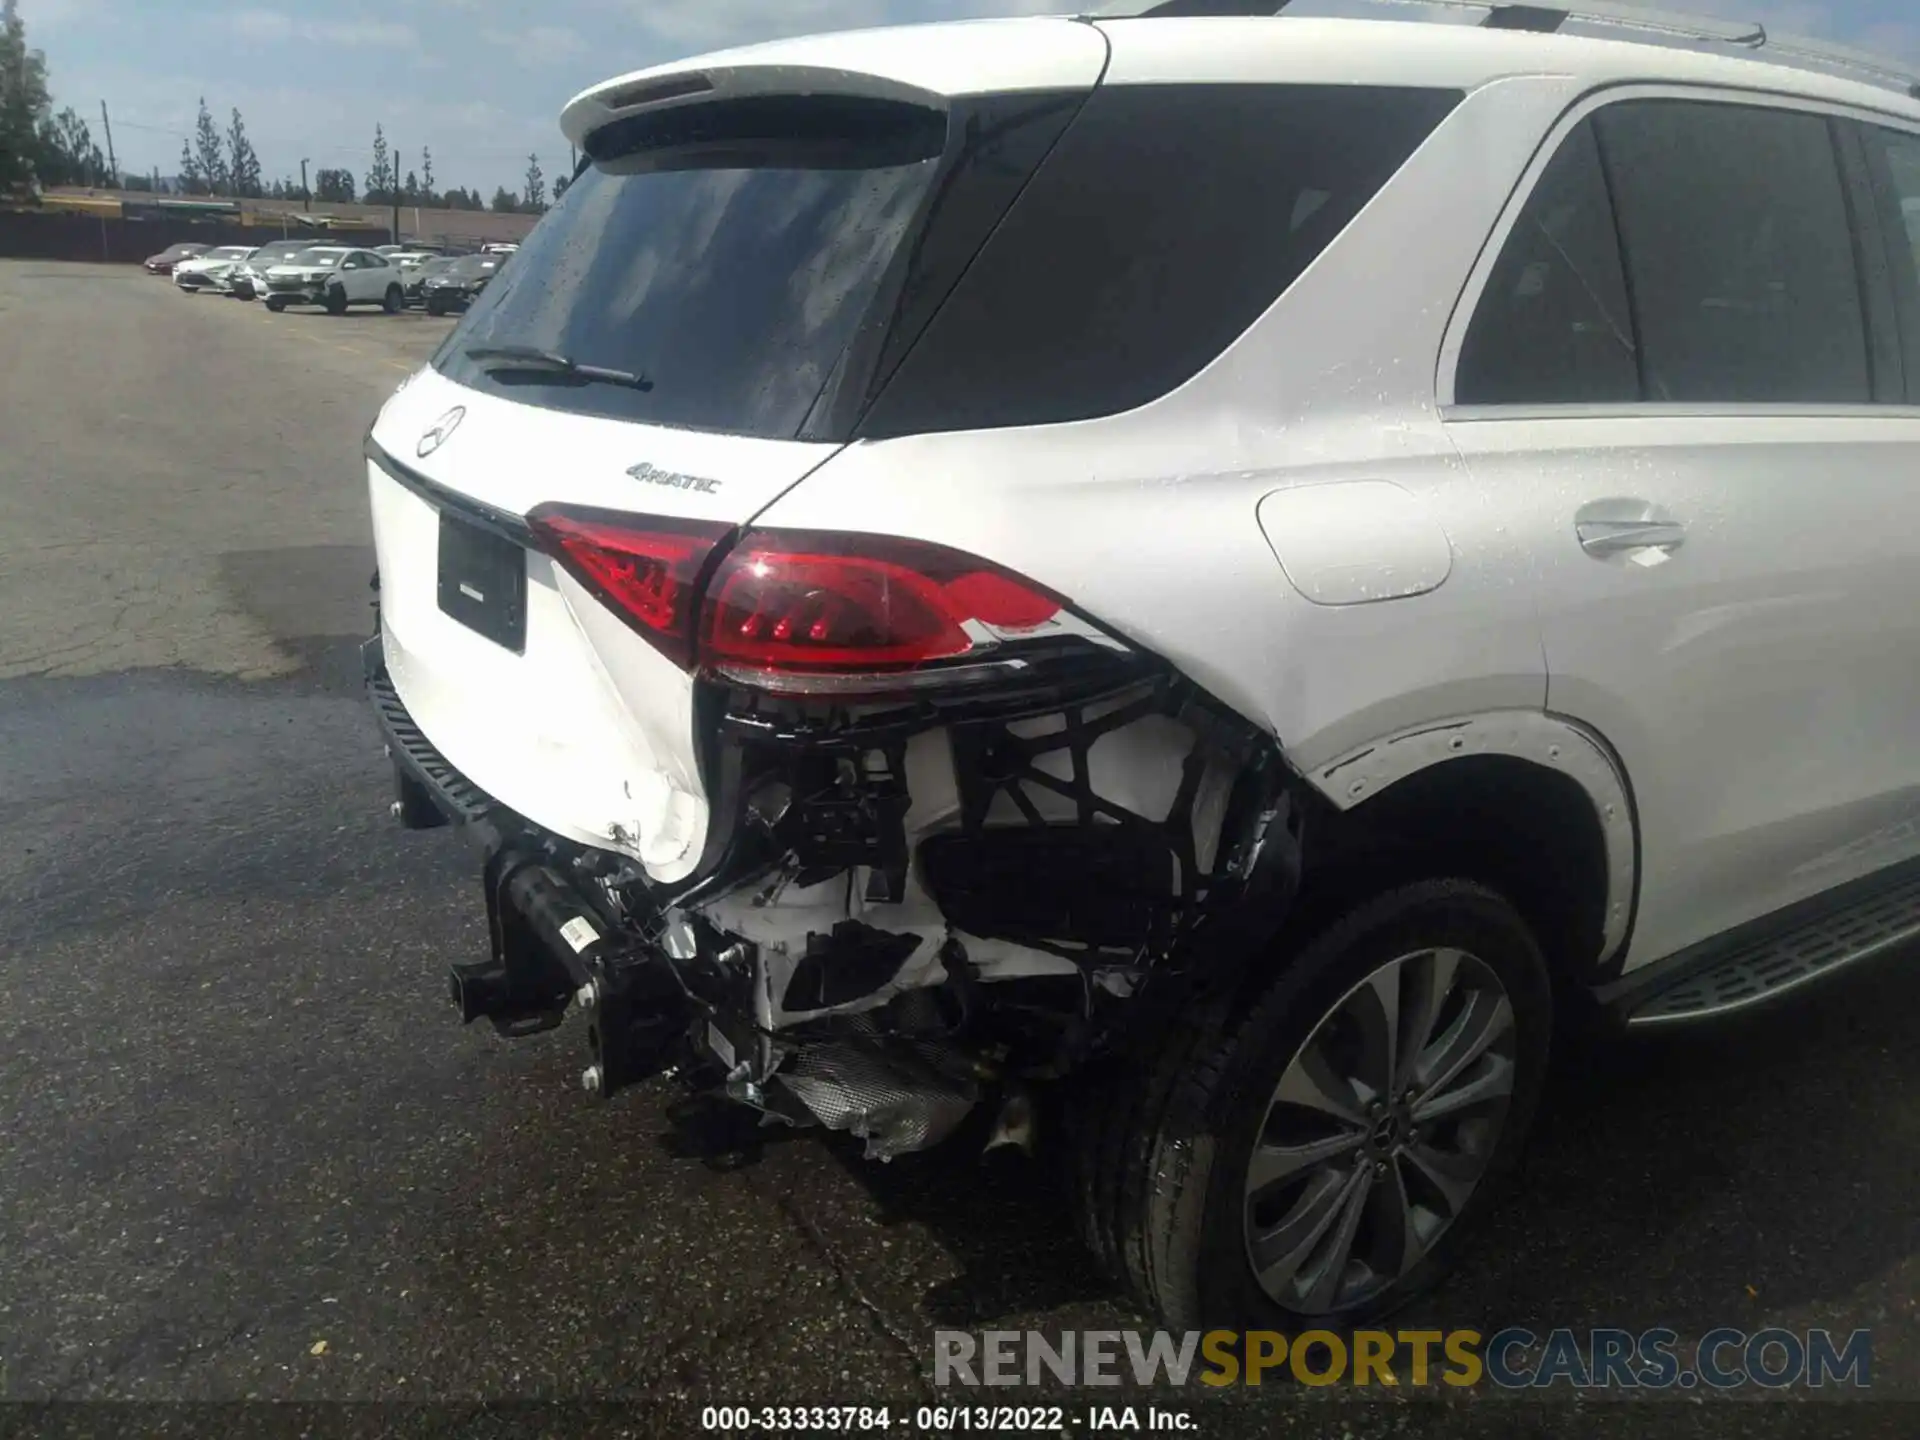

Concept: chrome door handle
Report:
left=1576, top=519, right=1687, bottom=556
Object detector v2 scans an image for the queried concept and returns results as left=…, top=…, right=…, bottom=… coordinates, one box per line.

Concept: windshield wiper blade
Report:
left=463, top=344, right=653, bottom=392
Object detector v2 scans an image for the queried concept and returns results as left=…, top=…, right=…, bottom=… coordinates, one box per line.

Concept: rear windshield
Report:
left=435, top=93, right=950, bottom=439
left=433, top=83, right=1456, bottom=441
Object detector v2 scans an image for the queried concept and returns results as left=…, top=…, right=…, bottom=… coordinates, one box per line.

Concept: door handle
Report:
left=1576, top=519, right=1688, bottom=556
left=1573, top=498, right=1687, bottom=558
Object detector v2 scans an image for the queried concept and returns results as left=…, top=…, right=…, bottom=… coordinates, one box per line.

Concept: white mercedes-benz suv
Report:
left=362, top=0, right=1920, bottom=1328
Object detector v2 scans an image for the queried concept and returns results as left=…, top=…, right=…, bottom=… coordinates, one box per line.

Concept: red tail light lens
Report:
left=529, top=509, right=1086, bottom=689
left=703, top=530, right=1065, bottom=681
left=525, top=505, right=730, bottom=668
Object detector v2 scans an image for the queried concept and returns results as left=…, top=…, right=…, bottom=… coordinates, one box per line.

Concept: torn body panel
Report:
left=665, top=667, right=1302, bottom=1154
left=418, top=646, right=1306, bottom=1160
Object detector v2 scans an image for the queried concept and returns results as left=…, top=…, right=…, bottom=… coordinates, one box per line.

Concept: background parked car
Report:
left=421, top=253, right=504, bottom=315
left=401, top=256, right=454, bottom=309
left=142, top=242, right=208, bottom=275
left=172, top=245, right=257, bottom=293
left=262, top=246, right=406, bottom=314
left=230, top=238, right=324, bottom=300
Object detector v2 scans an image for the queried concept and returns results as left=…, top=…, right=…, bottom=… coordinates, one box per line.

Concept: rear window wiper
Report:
left=464, top=345, right=654, bottom=393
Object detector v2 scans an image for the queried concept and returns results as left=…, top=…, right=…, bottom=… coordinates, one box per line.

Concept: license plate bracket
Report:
left=436, top=511, right=527, bottom=653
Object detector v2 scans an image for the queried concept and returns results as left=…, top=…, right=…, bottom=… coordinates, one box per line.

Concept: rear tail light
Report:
left=702, top=530, right=1065, bottom=686
left=525, top=506, right=730, bottom=668
left=528, top=508, right=1114, bottom=694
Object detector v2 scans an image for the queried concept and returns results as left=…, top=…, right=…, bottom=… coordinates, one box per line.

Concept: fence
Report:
left=0, top=210, right=382, bottom=264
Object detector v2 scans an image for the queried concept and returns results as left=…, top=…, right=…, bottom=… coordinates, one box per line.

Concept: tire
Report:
left=383, top=284, right=403, bottom=314
left=325, top=283, right=348, bottom=316
left=264, top=298, right=286, bottom=313
left=1079, top=879, right=1552, bottom=1331
left=426, top=298, right=447, bottom=317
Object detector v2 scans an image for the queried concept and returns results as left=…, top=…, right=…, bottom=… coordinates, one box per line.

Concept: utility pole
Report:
left=99, top=101, right=119, bottom=185
left=391, top=134, right=402, bottom=244
left=300, top=157, right=310, bottom=212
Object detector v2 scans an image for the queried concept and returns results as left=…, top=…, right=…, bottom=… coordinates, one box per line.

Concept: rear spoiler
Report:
left=559, top=19, right=1109, bottom=153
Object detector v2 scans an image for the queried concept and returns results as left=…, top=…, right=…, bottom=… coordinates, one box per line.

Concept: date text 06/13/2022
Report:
left=699, top=1405, right=1193, bottom=1432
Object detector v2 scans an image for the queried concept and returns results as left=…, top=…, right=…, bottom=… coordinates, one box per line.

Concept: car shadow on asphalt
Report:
left=658, top=951, right=1920, bottom=1338
left=1490, top=953, right=1920, bottom=1328
left=217, top=547, right=379, bottom=693
left=658, top=1083, right=1121, bottom=1325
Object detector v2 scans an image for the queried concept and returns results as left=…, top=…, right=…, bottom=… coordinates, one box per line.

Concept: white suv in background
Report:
left=262, top=246, right=405, bottom=314
left=360, top=0, right=1920, bottom=1329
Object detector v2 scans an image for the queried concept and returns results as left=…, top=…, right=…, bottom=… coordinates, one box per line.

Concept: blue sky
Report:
left=19, top=0, right=1920, bottom=197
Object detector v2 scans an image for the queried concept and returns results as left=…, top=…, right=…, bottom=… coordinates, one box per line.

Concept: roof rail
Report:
left=1087, top=0, right=1920, bottom=102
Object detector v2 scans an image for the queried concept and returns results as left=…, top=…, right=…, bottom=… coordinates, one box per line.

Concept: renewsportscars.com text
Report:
left=933, top=1327, right=1872, bottom=1391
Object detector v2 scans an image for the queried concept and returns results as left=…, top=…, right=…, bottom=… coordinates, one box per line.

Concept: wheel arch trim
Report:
left=1302, top=709, right=1638, bottom=966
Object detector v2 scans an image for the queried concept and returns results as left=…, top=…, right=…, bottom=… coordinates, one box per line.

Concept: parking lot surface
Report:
left=1, top=261, right=1916, bottom=1439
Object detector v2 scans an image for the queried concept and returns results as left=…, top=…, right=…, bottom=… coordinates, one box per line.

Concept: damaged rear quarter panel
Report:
left=687, top=665, right=1285, bottom=1038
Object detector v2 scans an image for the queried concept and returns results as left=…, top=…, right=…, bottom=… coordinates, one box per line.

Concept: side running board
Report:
left=1607, top=860, right=1920, bottom=1027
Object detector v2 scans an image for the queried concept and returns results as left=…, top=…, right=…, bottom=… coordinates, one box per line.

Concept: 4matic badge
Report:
left=627, top=461, right=721, bottom=495
left=416, top=406, right=466, bottom=458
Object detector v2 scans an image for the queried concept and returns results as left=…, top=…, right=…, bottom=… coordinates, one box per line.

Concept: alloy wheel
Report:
left=1242, top=946, right=1517, bottom=1315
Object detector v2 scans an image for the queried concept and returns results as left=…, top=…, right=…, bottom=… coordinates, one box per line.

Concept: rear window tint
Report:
left=1456, top=119, right=1640, bottom=405
left=856, top=84, right=1461, bottom=438
left=1861, top=124, right=1920, bottom=402
left=1596, top=100, right=1870, bottom=404
left=435, top=95, right=950, bottom=439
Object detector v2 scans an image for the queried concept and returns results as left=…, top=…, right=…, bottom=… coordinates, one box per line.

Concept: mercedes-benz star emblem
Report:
left=417, top=406, right=466, bottom=458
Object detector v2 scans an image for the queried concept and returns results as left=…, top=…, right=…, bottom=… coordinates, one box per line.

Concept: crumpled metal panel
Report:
left=778, top=1040, right=978, bottom=1161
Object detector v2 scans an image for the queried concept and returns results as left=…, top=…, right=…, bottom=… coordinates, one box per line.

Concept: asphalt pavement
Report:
left=0, top=261, right=1915, bottom=1439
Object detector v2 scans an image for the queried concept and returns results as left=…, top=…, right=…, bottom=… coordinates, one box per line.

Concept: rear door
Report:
left=348, top=251, right=387, bottom=302
left=1442, top=91, right=1920, bottom=970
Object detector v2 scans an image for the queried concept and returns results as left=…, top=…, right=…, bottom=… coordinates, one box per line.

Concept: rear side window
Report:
left=1455, top=119, right=1638, bottom=405
left=1861, top=125, right=1920, bottom=402
left=1597, top=100, right=1870, bottom=404
left=857, top=84, right=1461, bottom=438
left=1460, top=99, right=1874, bottom=406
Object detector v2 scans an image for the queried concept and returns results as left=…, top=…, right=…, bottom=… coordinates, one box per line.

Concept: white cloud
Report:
left=19, top=0, right=96, bottom=27
left=1861, top=20, right=1920, bottom=58
left=232, top=9, right=418, bottom=48
left=613, top=0, right=894, bottom=52
left=1607, top=0, right=1916, bottom=61
left=481, top=24, right=590, bottom=63
left=601, top=0, right=1070, bottom=57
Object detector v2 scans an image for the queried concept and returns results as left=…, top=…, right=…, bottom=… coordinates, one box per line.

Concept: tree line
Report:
left=305, top=125, right=562, bottom=213
left=1, top=0, right=112, bottom=190
left=180, top=112, right=552, bottom=215
left=3, top=2, right=561, bottom=214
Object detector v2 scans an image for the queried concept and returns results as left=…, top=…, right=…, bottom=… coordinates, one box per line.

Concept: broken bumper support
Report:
left=451, top=847, right=695, bottom=1100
